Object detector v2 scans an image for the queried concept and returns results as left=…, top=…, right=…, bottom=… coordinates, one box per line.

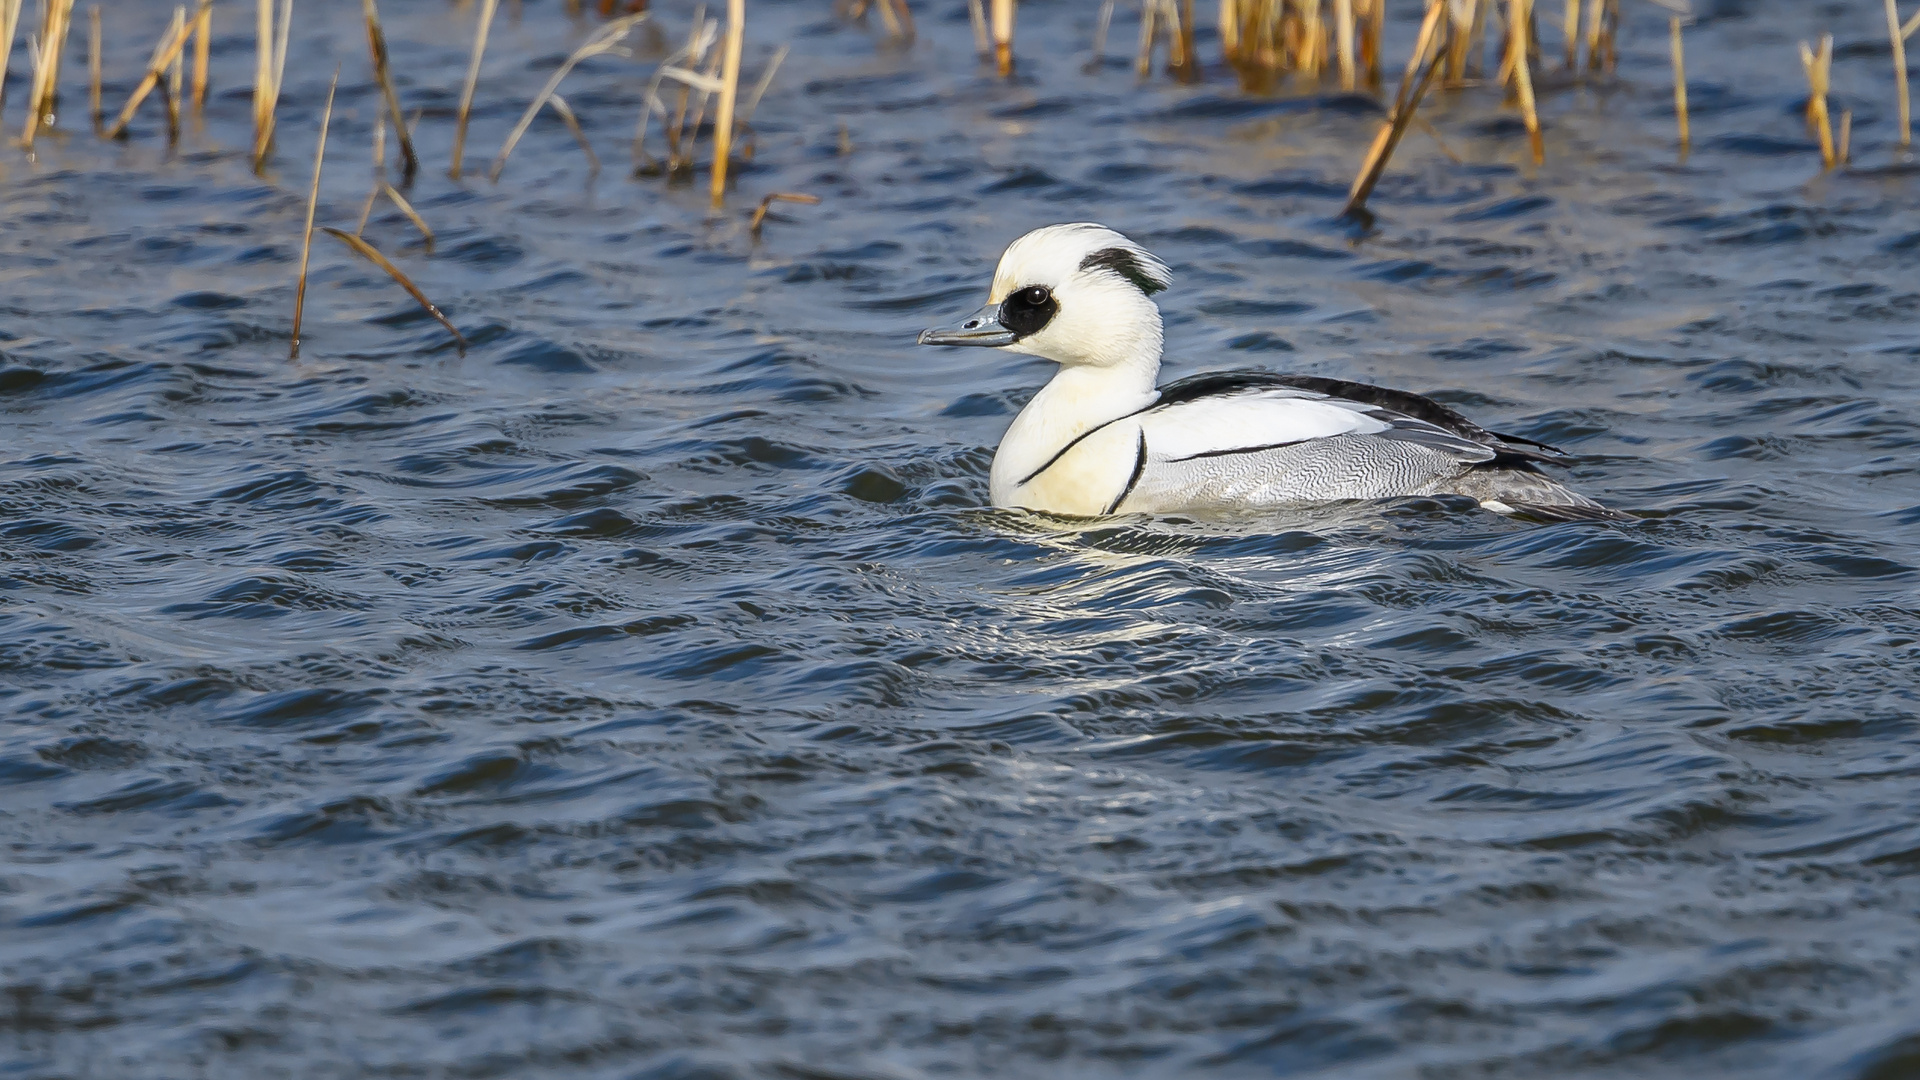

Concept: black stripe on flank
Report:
left=1105, top=430, right=1149, bottom=515
left=1164, top=439, right=1309, bottom=463
left=1017, top=417, right=1121, bottom=487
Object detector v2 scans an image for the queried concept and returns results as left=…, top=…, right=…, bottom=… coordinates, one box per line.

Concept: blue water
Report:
left=4, top=1, right=1920, bottom=1077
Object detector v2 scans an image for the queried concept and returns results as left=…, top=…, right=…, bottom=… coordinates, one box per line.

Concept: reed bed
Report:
left=15, top=1, right=1915, bottom=359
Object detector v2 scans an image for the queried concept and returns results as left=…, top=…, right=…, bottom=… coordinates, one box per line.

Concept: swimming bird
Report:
left=917, top=223, right=1614, bottom=521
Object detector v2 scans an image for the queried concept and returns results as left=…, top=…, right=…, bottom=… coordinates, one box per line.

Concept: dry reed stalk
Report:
left=1582, top=0, right=1601, bottom=71
left=22, top=0, right=77, bottom=147
left=1086, top=0, right=1114, bottom=72
left=1597, top=0, right=1618, bottom=73
left=381, top=183, right=435, bottom=246
left=1444, top=0, right=1476, bottom=86
left=362, top=0, right=418, bottom=185
left=450, top=0, right=497, bottom=179
left=991, top=0, right=1013, bottom=75
left=355, top=114, right=386, bottom=234
left=191, top=0, right=209, bottom=116
left=86, top=4, right=99, bottom=133
left=1334, top=0, right=1355, bottom=89
left=0, top=0, right=23, bottom=120
left=1889, top=0, right=1910, bottom=148
left=663, top=11, right=711, bottom=171
left=1364, top=0, right=1384, bottom=86
left=630, top=11, right=715, bottom=172
left=1135, top=0, right=1157, bottom=79
left=1670, top=16, right=1688, bottom=152
left=709, top=0, right=744, bottom=207
left=166, top=5, right=184, bottom=145
left=1174, top=0, right=1197, bottom=81
left=1800, top=35, right=1835, bottom=170
left=547, top=91, right=598, bottom=173
left=1218, top=0, right=1237, bottom=63
left=1563, top=0, right=1578, bottom=69
left=968, top=0, right=988, bottom=56
left=1906, top=8, right=1920, bottom=40
left=102, top=8, right=192, bottom=140
left=1343, top=0, right=1448, bottom=218
left=748, top=191, right=819, bottom=238
left=1414, top=114, right=1462, bottom=161
left=290, top=69, right=337, bottom=361
left=1838, top=109, right=1851, bottom=165
left=252, top=0, right=291, bottom=172
left=1508, top=0, right=1541, bottom=163
left=673, top=43, right=723, bottom=174
left=319, top=228, right=468, bottom=352
left=490, top=12, right=646, bottom=182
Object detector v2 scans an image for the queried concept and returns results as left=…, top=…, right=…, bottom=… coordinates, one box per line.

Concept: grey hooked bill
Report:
left=918, top=304, right=1017, bottom=347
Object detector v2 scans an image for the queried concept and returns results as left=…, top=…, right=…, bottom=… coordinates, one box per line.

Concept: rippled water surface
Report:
left=5, top=1, right=1920, bottom=1077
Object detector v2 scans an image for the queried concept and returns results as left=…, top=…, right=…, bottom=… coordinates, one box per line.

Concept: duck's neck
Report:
left=989, top=353, right=1161, bottom=506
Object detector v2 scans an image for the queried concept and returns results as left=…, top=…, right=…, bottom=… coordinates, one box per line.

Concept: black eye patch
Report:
left=1078, top=247, right=1166, bottom=296
left=999, top=285, right=1057, bottom=338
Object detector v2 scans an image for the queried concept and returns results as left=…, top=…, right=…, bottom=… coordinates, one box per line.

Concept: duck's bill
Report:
left=917, top=305, right=1017, bottom=347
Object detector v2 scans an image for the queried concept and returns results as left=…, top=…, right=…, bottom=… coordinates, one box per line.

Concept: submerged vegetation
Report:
left=1, top=0, right=1916, bottom=352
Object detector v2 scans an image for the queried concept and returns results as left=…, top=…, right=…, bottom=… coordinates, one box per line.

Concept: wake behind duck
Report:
left=918, top=223, right=1614, bottom=521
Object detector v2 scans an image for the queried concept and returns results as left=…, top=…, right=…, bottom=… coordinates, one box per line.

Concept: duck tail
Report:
left=1445, top=468, right=1631, bottom=523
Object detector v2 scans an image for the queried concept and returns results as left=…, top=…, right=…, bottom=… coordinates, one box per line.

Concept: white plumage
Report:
left=918, top=223, right=1613, bottom=521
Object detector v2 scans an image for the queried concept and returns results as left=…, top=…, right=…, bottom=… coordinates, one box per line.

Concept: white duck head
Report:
left=917, top=223, right=1173, bottom=372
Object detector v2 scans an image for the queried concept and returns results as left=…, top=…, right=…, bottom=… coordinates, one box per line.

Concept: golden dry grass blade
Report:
left=291, top=69, right=338, bottom=361
left=318, top=227, right=468, bottom=353
left=1343, top=0, right=1446, bottom=219
left=450, top=0, right=497, bottom=180
left=489, top=12, right=646, bottom=182
left=1838, top=108, right=1851, bottom=165
left=1217, top=0, right=1237, bottom=63
left=253, top=0, right=272, bottom=162
left=362, top=0, right=418, bottom=185
left=191, top=0, right=209, bottom=115
left=1509, top=0, right=1541, bottom=164
left=102, top=9, right=193, bottom=140
left=1136, top=0, right=1157, bottom=80
left=676, top=46, right=723, bottom=175
left=1905, top=8, right=1920, bottom=40
left=1889, top=0, right=1910, bottom=147
left=87, top=4, right=99, bottom=133
left=1670, top=16, right=1689, bottom=152
left=749, top=191, right=820, bottom=238
left=710, top=0, right=744, bottom=208
left=991, top=0, right=1013, bottom=75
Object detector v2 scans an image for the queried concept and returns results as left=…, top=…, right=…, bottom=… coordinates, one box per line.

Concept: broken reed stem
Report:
left=738, top=42, right=786, bottom=127
left=991, top=0, right=1013, bottom=75
left=1365, top=0, right=1385, bottom=86
left=191, top=0, right=209, bottom=116
left=362, top=0, right=418, bottom=185
left=548, top=92, right=599, bottom=174
left=677, top=45, right=723, bottom=174
left=1135, top=0, right=1156, bottom=80
left=1838, top=109, right=1851, bottom=165
left=490, top=13, right=647, bottom=182
left=1670, top=16, right=1688, bottom=152
left=1218, top=0, right=1237, bottom=62
left=23, top=0, right=77, bottom=148
left=748, top=191, right=819, bottom=237
left=381, top=183, right=435, bottom=247
left=1508, top=0, right=1541, bottom=163
left=1086, top=0, right=1113, bottom=72
left=450, top=0, right=497, bottom=180
left=1343, top=0, right=1447, bottom=219
left=290, top=68, right=337, bottom=361
left=710, top=0, right=744, bottom=208
left=1890, top=0, right=1910, bottom=148
left=102, top=7, right=193, bottom=141
left=320, top=228, right=466, bottom=352
left=1801, top=35, right=1835, bottom=170
left=967, top=0, right=988, bottom=57
left=87, top=4, right=99, bottom=134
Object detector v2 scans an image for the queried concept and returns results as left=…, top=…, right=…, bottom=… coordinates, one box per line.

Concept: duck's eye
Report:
left=999, top=285, right=1057, bottom=338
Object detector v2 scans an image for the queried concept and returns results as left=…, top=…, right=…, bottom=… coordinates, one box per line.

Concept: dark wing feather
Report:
left=1154, top=370, right=1567, bottom=468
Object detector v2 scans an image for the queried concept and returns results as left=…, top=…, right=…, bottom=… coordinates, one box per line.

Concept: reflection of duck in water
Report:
left=919, top=223, right=1616, bottom=522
